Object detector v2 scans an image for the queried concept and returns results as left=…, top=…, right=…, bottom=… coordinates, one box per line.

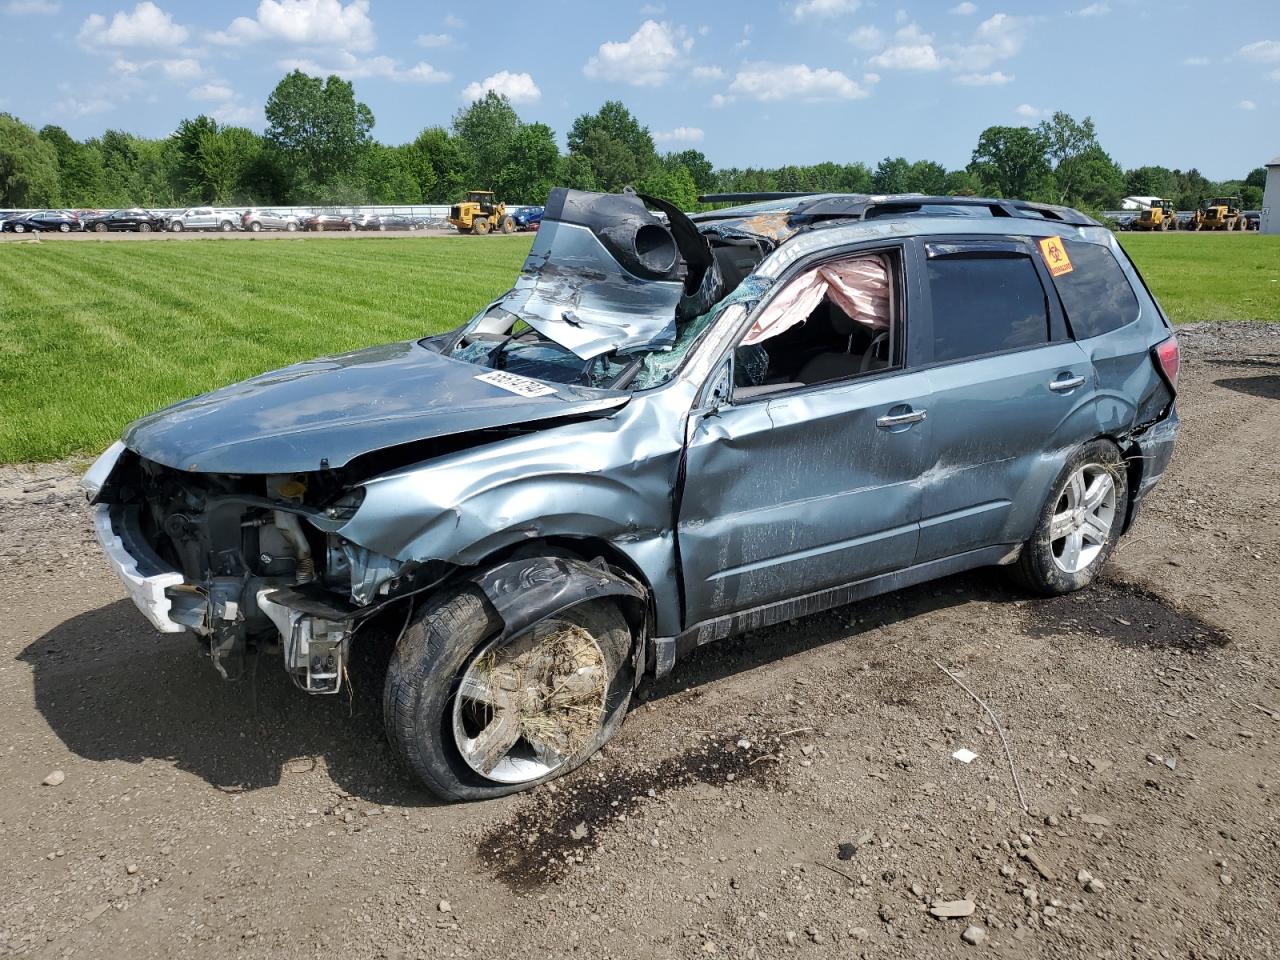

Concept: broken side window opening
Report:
left=728, top=254, right=899, bottom=399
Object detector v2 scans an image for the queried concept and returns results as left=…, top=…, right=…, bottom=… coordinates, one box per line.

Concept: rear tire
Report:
left=1011, top=439, right=1129, bottom=596
left=59, top=223, right=70, bottom=233
left=219, top=221, right=232, bottom=232
left=13, top=223, right=24, bottom=234
left=286, top=221, right=298, bottom=232
left=250, top=222, right=262, bottom=232
left=94, top=223, right=107, bottom=233
left=383, top=582, right=634, bottom=802
left=139, top=223, right=152, bottom=233
left=500, top=215, right=515, bottom=234
left=472, top=217, right=491, bottom=236
left=170, top=221, right=183, bottom=232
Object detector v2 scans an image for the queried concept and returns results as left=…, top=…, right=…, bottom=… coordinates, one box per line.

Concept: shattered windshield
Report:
left=434, top=188, right=774, bottom=392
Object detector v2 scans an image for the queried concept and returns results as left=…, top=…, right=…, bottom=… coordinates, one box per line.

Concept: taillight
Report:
left=1153, top=335, right=1179, bottom=389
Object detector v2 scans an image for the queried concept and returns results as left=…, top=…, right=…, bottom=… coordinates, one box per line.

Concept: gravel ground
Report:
left=1, top=322, right=1277, bottom=959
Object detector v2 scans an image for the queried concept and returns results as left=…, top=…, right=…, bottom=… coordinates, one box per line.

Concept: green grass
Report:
left=0, top=231, right=1276, bottom=464
left=0, top=235, right=532, bottom=463
left=1118, top=233, right=1280, bottom=324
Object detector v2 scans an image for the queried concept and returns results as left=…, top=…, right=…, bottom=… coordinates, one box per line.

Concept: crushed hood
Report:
left=123, top=341, right=627, bottom=474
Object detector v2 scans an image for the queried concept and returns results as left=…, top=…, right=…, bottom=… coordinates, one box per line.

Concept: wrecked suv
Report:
left=84, top=188, right=1180, bottom=800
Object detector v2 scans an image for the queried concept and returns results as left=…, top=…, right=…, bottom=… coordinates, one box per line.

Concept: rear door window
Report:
left=1049, top=239, right=1140, bottom=339
left=925, top=251, right=1050, bottom=363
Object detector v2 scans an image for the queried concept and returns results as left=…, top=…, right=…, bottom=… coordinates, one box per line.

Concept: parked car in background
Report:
left=168, top=207, right=238, bottom=232
left=1244, top=212, right=1260, bottom=231
left=303, top=213, right=351, bottom=232
left=349, top=213, right=416, bottom=231
left=242, top=208, right=302, bottom=232
left=2, top=210, right=81, bottom=233
left=83, top=188, right=1180, bottom=802
left=81, top=209, right=166, bottom=233
left=513, top=206, right=544, bottom=231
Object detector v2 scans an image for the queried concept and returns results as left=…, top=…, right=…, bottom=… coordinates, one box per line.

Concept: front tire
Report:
left=384, top=583, right=634, bottom=801
left=1012, top=440, right=1128, bottom=595
left=250, top=221, right=262, bottom=232
left=286, top=221, right=298, bottom=232
left=139, top=223, right=152, bottom=233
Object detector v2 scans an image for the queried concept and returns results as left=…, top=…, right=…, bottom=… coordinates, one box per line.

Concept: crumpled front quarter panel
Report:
left=337, top=387, right=694, bottom=635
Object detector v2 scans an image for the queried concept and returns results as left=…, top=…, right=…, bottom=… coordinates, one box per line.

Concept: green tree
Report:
left=196, top=127, right=263, bottom=205
left=969, top=125, right=1052, bottom=200
left=39, top=124, right=106, bottom=205
left=639, top=163, right=698, bottom=209
left=1036, top=111, right=1103, bottom=205
left=558, top=152, right=599, bottom=192
left=358, top=143, right=421, bottom=203
left=662, top=149, right=715, bottom=196
left=1244, top=167, right=1267, bottom=191
left=452, top=92, right=520, bottom=192
left=497, top=122, right=560, bottom=203
left=567, top=101, right=657, bottom=191
left=1060, top=145, right=1125, bottom=209
left=905, top=159, right=948, bottom=195
left=872, top=156, right=911, bottom=193
left=265, top=70, right=374, bottom=195
left=1124, top=165, right=1176, bottom=199
left=943, top=168, right=981, bottom=195
left=408, top=126, right=463, bottom=201
left=1, top=113, right=60, bottom=207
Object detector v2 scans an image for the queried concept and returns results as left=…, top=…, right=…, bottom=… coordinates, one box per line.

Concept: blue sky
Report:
left=1, top=0, right=1276, bottom=179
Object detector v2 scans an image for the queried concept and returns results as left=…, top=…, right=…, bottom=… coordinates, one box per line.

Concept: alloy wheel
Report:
left=1050, top=463, right=1118, bottom=574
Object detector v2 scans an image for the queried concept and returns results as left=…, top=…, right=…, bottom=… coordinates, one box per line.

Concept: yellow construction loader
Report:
left=1132, top=198, right=1178, bottom=231
left=1188, top=196, right=1245, bottom=231
left=447, top=190, right=516, bottom=235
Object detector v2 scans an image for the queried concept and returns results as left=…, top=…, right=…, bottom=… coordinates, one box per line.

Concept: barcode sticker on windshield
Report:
left=474, top=370, right=557, bottom=398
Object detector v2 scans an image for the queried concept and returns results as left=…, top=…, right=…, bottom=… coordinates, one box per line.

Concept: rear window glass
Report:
left=927, top=254, right=1050, bottom=363
left=1052, top=240, right=1139, bottom=339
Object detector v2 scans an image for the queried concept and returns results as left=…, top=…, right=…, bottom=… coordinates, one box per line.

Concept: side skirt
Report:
left=650, top=544, right=1017, bottom=678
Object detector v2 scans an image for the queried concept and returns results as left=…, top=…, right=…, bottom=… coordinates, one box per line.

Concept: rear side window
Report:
left=926, top=253, right=1050, bottom=363
left=1051, top=240, right=1140, bottom=340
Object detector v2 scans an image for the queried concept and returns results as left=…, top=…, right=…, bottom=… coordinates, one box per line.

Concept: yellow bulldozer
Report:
left=1132, top=198, right=1178, bottom=231
left=1188, top=196, right=1245, bottom=231
left=448, top=190, right=516, bottom=235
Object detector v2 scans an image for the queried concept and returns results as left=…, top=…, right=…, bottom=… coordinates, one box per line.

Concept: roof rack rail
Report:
left=697, top=192, right=822, bottom=203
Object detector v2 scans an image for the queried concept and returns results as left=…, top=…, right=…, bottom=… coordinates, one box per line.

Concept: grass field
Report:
left=1, top=231, right=1276, bottom=464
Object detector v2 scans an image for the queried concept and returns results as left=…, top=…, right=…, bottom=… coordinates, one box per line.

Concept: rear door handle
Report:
left=1049, top=375, right=1086, bottom=392
left=877, top=409, right=927, bottom=428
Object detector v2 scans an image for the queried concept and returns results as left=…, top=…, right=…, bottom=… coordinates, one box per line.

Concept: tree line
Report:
left=0, top=69, right=1267, bottom=213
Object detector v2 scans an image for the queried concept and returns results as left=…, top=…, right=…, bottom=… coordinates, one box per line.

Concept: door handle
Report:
left=877, top=409, right=927, bottom=428
left=1049, top=375, right=1086, bottom=392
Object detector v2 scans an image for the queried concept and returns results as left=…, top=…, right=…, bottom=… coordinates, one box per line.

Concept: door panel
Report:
left=916, top=341, right=1097, bottom=561
left=678, top=372, right=933, bottom=623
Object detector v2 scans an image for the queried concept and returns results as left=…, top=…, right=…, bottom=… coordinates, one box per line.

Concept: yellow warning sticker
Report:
left=1037, top=236, right=1074, bottom=277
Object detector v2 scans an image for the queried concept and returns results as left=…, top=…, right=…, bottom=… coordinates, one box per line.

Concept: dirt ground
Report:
left=1, top=322, right=1277, bottom=960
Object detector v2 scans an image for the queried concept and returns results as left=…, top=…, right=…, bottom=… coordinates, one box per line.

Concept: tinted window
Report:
left=1051, top=240, right=1139, bottom=340
left=927, top=254, right=1049, bottom=363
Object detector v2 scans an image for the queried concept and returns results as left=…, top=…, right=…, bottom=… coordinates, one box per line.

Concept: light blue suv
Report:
left=83, top=189, right=1180, bottom=800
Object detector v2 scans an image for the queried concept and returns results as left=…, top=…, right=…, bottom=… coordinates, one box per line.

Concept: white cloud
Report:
left=948, top=12, right=1026, bottom=71
left=54, top=95, right=116, bottom=117
left=1071, top=3, right=1109, bottom=16
left=848, top=25, right=882, bottom=50
left=640, top=2, right=665, bottom=12
left=863, top=71, right=880, bottom=85
left=792, top=0, right=859, bottom=20
left=212, top=0, right=375, bottom=52
left=869, top=22, right=946, bottom=70
left=1015, top=103, right=1043, bottom=118
left=416, top=32, right=452, bottom=48
left=1182, top=56, right=1209, bottom=66
left=461, top=70, right=541, bottom=103
left=728, top=62, right=869, bottom=101
left=949, top=2, right=977, bottom=13
left=698, top=24, right=711, bottom=36
left=583, top=20, right=687, bottom=87
left=279, top=50, right=450, bottom=83
left=735, top=23, right=752, bottom=49
left=1237, top=99, right=1257, bottom=110
left=212, top=102, right=263, bottom=126
left=4, top=0, right=60, bottom=14
left=444, top=13, right=464, bottom=29
left=78, top=2, right=188, bottom=48
left=190, top=82, right=234, bottom=101
left=709, top=93, right=734, bottom=107
left=1240, top=40, right=1280, bottom=63
left=692, top=65, right=724, bottom=80
left=654, top=126, right=704, bottom=143
left=159, top=57, right=201, bottom=80
left=954, top=69, right=1013, bottom=85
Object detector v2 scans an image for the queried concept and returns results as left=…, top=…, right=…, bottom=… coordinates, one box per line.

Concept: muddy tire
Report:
left=1011, top=439, right=1129, bottom=596
left=500, top=215, right=515, bottom=234
left=472, top=217, right=491, bottom=236
left=383, top=582, right=634, bottom=802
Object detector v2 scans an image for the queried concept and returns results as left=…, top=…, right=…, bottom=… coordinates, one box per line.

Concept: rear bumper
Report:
left=1126, top=406, right=1179, bottom=527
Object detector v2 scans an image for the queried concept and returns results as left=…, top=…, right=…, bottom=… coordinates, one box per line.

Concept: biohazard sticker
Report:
left=1037, top=236, right=1074, bottom=277
left=474, top=370, right=557, bottom=398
